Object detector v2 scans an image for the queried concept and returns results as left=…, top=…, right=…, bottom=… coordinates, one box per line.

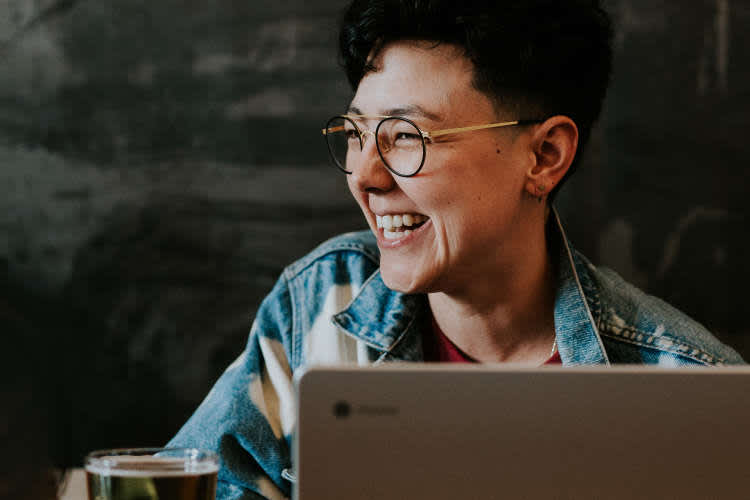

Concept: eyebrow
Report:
left=346, top=104, right=443, bottom=122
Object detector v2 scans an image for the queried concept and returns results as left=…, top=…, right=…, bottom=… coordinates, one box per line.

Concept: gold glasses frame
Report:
left=322, top=114, right=543, bottom=177
left=323, top=114, right=537, bottom=140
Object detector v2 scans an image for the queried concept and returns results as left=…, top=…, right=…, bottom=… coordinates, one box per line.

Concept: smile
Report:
left=376, top=213, right=429, bottom=240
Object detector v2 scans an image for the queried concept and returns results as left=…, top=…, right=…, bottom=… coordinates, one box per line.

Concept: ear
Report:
left=523, top=116, right=578, bottom=201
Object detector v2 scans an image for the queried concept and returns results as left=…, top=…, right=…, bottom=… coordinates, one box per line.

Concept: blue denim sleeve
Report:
left=168, top=273, right=295, bottom=500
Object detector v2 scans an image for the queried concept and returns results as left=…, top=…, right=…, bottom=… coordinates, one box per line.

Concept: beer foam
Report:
left=86, top=456, right=218, bottom=477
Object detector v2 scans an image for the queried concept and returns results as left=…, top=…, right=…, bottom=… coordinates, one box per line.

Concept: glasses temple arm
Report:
left=425, top=121, right=521, bottom=139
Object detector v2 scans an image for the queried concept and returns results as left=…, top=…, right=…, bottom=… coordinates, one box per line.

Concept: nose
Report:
left=360, top=130, right=376, bottom=144
left=348, top=131, right=396, bottom=193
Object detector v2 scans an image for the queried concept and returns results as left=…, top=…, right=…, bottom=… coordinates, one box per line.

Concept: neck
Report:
left=427, top=208, right=557, bottom=363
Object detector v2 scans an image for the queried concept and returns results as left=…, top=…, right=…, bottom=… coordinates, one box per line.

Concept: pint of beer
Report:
left=85, top=448, right=218, bottom=500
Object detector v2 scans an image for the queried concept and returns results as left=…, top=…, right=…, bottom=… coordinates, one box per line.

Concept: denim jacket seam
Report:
left=331, top=269, right=398, bottom=353
left=598, top=323, right=724, bottom=366
left=555, top=209, right=611, bottom=365
left=375, top=310, right=422, bottom=363
left=335, top=268, right=383, bottom=318
left=283, top=271, right=302, bottom=369
left=331, top=271, right=391, bottom=352
left=284, top=241, right=379, bottom=280
left=338, top=324, right=391, bottom=354
left=578, top=267, right=603, bottom=325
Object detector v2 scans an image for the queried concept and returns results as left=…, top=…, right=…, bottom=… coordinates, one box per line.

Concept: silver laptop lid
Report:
left=294, top=365, right=750, bottom=500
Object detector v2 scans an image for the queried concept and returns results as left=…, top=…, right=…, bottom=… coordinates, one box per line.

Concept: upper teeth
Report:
left=376, top=213, right=427, bottom=230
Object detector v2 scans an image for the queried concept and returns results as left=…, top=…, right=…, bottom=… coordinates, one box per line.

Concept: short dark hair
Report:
left=338, top=0, right=613, bottom=198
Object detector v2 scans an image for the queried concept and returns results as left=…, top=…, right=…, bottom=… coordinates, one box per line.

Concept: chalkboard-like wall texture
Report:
left=1, top=0, right=747, bottom=465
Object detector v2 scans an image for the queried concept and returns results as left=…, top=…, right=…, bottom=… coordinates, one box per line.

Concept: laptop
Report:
left=293, top=364, right=750, bottom=499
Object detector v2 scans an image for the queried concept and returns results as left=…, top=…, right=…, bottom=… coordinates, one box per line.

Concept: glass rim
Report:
left=324, top=115, right=426, bottom=177
left=85, top=447, right=218, bottom=476
left=375, top=116, right=426, bottom=177
left=324, top=115, right=358, bottom=174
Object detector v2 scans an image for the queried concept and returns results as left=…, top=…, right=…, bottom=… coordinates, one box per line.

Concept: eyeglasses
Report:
left=322, top=114, right=543, bottom=177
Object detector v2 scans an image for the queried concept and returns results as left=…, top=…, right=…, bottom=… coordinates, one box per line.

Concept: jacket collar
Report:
left=332, top=270, right=426, bottom=356
left=551, top=209, right=610, bottom=365
left=332, top=207, right=610, bottom=365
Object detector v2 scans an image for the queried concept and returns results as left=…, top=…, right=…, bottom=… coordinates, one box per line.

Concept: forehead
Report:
left=351, top=41, right=496, bottom=122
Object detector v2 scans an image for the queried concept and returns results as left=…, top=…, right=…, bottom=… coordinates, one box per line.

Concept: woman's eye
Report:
left=344, top=129, right=359, bottom=140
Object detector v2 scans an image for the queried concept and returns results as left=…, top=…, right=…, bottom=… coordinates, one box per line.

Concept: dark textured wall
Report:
left=1, top=0, right=747, bottom=466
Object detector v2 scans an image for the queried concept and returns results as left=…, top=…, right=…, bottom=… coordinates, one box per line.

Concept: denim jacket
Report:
left=168, top=210, right=744, bottom=500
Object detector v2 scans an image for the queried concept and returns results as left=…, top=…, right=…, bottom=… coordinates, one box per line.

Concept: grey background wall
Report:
left=0, top=0, right=747, bottom=465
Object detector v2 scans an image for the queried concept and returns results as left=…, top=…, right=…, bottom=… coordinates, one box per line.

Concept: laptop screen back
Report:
left=294, top=365, right=750, bottom=500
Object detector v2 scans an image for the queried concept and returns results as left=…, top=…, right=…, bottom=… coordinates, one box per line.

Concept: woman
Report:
left=170, top=1, right=744, bottom=499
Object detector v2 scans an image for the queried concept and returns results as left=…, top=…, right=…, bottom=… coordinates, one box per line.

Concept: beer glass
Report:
left=85, top=448, right=218, bottom=500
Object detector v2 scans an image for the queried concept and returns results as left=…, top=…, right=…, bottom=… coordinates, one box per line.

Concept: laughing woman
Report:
left=169, top=1, right=745, bottom=498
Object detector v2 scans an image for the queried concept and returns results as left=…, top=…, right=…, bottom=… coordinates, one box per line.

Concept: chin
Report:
left=380, top=264, right=431, bottom=294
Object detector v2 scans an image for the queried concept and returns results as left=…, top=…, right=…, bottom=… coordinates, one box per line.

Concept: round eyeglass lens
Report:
left=376, top=117, right=426, bottom=176
left=325, top=116, right=361, bottom=173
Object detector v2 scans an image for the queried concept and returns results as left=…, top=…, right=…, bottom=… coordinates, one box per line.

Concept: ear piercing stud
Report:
left=536, top=184, right=545, bottom=203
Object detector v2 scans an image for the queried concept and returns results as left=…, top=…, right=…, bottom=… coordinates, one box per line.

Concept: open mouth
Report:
left=376, top=213, right=429, bottom=240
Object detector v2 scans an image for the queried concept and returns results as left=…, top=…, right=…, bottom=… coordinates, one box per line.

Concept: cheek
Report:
left=346, top=175, right=357, bottom=196
left=346, top=178, right=366, bottom=209
left=429, top=159, right=518, bottom=236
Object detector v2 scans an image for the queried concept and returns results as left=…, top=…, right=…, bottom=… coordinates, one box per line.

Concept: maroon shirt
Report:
left=423, top=316, right=562, bottom=364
